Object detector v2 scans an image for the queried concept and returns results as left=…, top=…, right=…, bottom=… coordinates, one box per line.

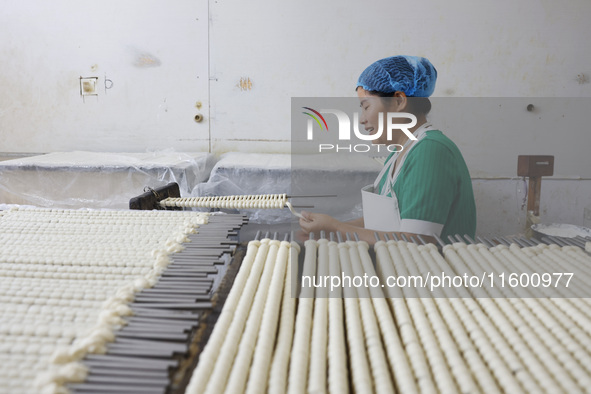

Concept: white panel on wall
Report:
left=0, top=0, right=209, bottom=153
left=208, top=0, right=591, bottom=156
left=430, top=98, right=591, bottom=178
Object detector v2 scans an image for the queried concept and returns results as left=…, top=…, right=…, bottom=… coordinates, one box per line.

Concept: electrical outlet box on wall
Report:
left=80, top=77, right=98, bottom=96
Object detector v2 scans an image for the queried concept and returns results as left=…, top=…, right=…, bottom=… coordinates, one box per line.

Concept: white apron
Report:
left=361, top=123, right=434, bottom=232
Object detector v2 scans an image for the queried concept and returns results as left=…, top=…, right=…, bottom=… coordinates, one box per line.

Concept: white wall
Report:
left=474, top=179, right=591, bottom=236
left=0, top=0, right=209, bottom=153
left=209, top=0, right=591, bottom=153
left=3, top=0, right=590, bottom=155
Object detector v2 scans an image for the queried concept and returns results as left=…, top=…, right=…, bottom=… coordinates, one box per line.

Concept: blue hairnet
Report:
left=357, top=55, right=437, bottom=97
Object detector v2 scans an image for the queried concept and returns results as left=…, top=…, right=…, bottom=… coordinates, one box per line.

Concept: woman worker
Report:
left=299, top=55, right=476, bottom=244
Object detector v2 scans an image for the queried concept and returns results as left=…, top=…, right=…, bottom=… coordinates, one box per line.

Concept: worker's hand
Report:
left=299, top=211, right=339, bottom=234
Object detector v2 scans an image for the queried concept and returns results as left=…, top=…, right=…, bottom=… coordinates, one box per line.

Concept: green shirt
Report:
left=378, top=130, right=476, bottom=239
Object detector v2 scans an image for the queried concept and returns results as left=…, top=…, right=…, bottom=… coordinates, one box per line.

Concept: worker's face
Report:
left=357, top=88, right=406, bottom=145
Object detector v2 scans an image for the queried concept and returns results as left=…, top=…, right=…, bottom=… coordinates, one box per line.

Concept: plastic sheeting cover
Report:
left=0, top=151, right=217, bottom=209
left=194, top=152, right=381, bottom=224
